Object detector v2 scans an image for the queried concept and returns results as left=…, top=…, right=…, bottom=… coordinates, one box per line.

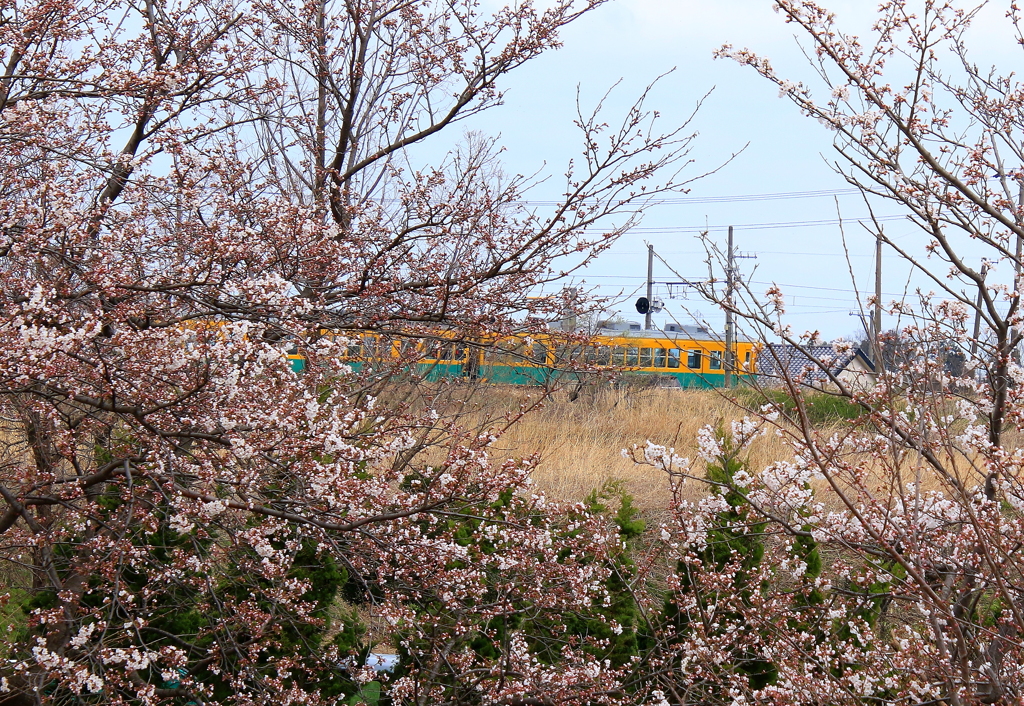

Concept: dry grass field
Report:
left=470, top=385, right=795, bottom=510
left=469, top=383, right=993, bottom=516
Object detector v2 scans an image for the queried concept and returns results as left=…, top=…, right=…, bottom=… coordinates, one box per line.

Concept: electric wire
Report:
left=514, top=187, right=862, bottom=207
left=611, top=214, right=907, bottom=234
left=609, top=249, right=903, bottom=258
left=575, top=276, right=913, bottom=300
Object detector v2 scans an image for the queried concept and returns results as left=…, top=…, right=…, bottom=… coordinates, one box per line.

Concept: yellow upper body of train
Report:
left=290, top=324, right=756, bottom=389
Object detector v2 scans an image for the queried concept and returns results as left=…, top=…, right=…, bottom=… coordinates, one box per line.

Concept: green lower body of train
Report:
left=288, top=357, right=751, bottom=389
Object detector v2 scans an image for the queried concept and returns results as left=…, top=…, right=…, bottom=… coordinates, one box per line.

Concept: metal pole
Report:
left=873, top=232, right=883, bottom=371
left=724, top=226, right=734, bottom=389
left=645, top=243, right=654, bottom=331
left=1013, top=183, right=1024, bottom=363
left=971, top=261, right=988, bottom=358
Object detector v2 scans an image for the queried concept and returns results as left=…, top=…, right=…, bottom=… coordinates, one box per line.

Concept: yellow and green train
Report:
left=289, top=325, right=756, bottom=389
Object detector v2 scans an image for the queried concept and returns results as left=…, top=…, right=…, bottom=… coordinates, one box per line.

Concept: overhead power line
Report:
left=577, top=275, right=912, bottom=300
left=618, top=214, right=907, bottom=235
left=747, top=279, right=909, bottom=298
left=609, top=249, right=903, bottom=258
left=516, top=187, right=862, bottom=207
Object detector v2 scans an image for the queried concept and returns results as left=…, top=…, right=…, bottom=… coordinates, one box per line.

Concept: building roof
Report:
left=756, top=343, right=875, bottom=386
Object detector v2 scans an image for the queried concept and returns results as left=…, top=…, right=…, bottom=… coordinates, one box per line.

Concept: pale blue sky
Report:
left=447, top=1, right=1019, bottom=341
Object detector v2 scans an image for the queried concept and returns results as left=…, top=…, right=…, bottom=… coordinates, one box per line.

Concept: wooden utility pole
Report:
left=645, top=243, right=654, bottom=330
left=724, top=226, right=735, bottom=389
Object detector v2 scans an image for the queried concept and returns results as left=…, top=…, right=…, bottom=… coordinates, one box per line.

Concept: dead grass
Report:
left=465, top=383, right=996, bottom=514
left=474, top=385, right=793, bottom=510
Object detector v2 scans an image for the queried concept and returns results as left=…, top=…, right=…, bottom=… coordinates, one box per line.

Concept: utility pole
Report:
left=724, top=226, right=735, bottom=389
left=971, top=260, right=988, bottom=358
left=635, top=245, right=697, bottom=326
left=873, top=232, right=883, bottom=371
left=722, top=227, right=756, bottom=389
left=1013, top=182, right=1024, bottom=364
left=645, top=243, right=654, bottom=330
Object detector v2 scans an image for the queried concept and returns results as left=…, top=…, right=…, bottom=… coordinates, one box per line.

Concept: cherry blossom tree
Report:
left=628, top=1, right=1024, bottom=704
left=0, top=0, right=704, bottom=703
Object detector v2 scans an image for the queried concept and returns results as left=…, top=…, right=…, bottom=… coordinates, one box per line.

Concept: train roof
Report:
left=593, top=325, right=753, bottom=343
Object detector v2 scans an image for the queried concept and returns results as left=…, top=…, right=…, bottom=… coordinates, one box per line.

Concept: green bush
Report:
left=741, top=388, right=862, bottom=426
left=804, top=392, right=862, bottom=425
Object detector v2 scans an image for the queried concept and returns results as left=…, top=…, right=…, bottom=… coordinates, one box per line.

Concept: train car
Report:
left=583, top=325, right=757, bottom=389
left=290, top=325, right=756, bottom=389
left=289, top=333, right=474, bottom=379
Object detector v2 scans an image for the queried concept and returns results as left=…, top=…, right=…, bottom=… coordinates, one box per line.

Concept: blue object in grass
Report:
left=366, top=653, right=398, bottom=672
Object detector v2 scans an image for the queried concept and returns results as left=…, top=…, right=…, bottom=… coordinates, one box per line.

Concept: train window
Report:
left=638, top=348, right=653, bottom=367
left=611, top=346, right=625, bottom=366
left=511, top=342, right=527, bottom=363
left=625, top=347, right=639, bottom=366
left=347, top=341, right=361, bottom=358
left=668, top=349, right=681, bottom=368
left=436, top=343, right=463, bottom=361
left=709, top=350, right=722, bottom=370
left=594, top=346, right=611, bottom=366
left=531, top=342, right=548, bottom=365
left=489, top=340, right=523, bottom=364
left=743, top=351, right=752, bottom=370
left=399, top=340, right=418, bottom=358
left=686, top=350, right=702, bottom=369
left=363, top=338, right=378, bottom=359
left=573, top=346, right=589, bottom=364
left=653, top=348, right=667, bottom=368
